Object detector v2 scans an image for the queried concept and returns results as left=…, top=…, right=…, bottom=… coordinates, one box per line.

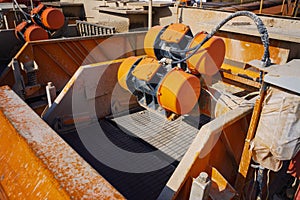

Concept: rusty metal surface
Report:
left=0, top=183, right=8, bottom=200
left=160, top=8, right=300, bottom=43
left=218, top=31, right=290, bottom=65
left=0, top=85, right=125, bottom=199
left=213, top=31, right=291, bottom=87
left=254, top=4, right=290, bottom=15
left=221, top=71, right=261, bottom=88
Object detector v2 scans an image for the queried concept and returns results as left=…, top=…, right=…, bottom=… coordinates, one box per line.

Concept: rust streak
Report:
left=36, top=45, right=73, bottom=77
left=0, top=86, right=125, bottom=200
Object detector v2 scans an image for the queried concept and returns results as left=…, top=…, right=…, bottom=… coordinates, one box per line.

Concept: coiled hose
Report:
left=171, top=11, right=271, bottom=68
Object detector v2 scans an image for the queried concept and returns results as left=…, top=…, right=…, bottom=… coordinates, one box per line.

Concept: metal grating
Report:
left=112, top=110, right=200, bottom=161
left=60, top=119, right=176, bottom=200
left=59, top=110, right=204, bottom=200
left=76, top=20, right=115, bottom=36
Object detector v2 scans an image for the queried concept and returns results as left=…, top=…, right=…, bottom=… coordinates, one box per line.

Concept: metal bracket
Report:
left=189, top=172, right=211, bottom=200
left=11, top=59, right=25, bottom=99
left=245, top=59, right=271, bottom=72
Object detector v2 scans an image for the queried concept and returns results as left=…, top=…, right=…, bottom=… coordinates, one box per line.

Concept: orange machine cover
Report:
left=160, top=23, right=190, bottom=44
left=118, top=56, right=140, bottom=91
left=41, top=8, right=65, bottom=30
left=144, top=26, right=163, bottom=59
left=157, top=68, right=200, bottom=115
left=187, top=32, right=225, bottom=76
left=132, top=57, right=161, bottom=82
left=24, top=25, right=49, bottom=42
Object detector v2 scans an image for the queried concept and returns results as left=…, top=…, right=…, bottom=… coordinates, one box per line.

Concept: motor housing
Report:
left=144, top=23, right=193, bottom=60
left=15, top=4, right=65, bottom=42
left=118, top=23, right=226, bottom=119
left=187, top=32, right=226, bottom=75
left=31, top=4, right=65, bottom=30
left=15, top=21, right=49, bottom=42
left=118, top=56, right=201, bottom=117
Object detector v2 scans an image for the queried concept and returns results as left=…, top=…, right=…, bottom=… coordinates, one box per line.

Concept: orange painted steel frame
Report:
left=46, top=56, right=255, bottom=200
left=4, top=28, right=291, bottom=104
left=0, top=32, right=146, bottom=99
left=234, top=83, right=267, bottom=194
left=0, top=86, right=125, bottom=199
left=42, top=59, right=136, bottom=132
left=158, top=104, right=253, bottom=199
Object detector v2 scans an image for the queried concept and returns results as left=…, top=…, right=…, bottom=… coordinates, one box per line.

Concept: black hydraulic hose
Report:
left=171, top=11, right=271, bottom=67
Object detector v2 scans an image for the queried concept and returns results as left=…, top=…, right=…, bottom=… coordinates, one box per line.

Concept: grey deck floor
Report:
left=60, top=110, right=204, bottom=200
left=112, top=110, right=200, bottom=161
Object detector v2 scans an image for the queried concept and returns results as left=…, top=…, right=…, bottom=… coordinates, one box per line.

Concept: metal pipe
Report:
left=148, top=0, right=152, bottom=30
left=46, top=82, right=56, bottom=108
left=259, top=0, right=264, bottom=14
